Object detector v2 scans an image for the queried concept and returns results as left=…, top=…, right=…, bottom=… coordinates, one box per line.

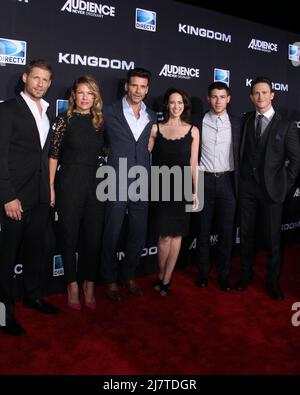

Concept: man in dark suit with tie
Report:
left=101, top=67, right=156, bottom=301
left=0, top=60, right=60, bottom=336
left=196, top=82, right=241, bottom=291
left=235, top=76, right=300, bottom=300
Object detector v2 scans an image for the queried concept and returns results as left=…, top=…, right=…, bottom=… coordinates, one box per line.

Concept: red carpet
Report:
left=1, top=244, right=300, bottom=375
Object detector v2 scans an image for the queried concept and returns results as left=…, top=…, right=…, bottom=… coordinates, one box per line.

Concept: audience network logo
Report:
left=214, top=68, right=230, bottom=85
left=135, top=8, right=156, bottom=32
left=61, top=0, right=115, bottom=18
left=159, top=64, right=199, bottom=79
left=248, top=38, right=278, bottom=53
left=0, top=38, right=26, bottom=65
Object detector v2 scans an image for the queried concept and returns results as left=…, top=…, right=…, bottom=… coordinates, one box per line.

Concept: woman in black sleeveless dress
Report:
left=49, top=75, right=105, bottom=310
left=148, top=88, right=200, bottom=295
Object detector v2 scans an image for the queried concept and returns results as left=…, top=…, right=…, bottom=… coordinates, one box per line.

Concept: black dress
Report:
left=152, top=123, right=194, bottom=237
left=49, top=112, right=105, bottom=283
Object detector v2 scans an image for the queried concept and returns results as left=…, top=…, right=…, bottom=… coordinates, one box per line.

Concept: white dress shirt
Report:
left=21, top=91, right=50, bottom=148
left=200, top=111, right=234, bottom=172
left=122, top=96, right=150, bottom=141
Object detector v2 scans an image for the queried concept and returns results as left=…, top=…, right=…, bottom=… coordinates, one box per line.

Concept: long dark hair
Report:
left=162, top=88, right=191, bottom=123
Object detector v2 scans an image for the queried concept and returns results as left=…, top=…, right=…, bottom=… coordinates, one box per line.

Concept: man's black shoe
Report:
left=266, top=283, right=284, bottom=301
left=23, top=298, right=61, bottom=314
left=218, top=279, right=232, bottom=291
left=196, top=278, right=208, bottom=288
left=0, top=314, right=26, bottom=336
left=235, top=277, right=252, bottom=291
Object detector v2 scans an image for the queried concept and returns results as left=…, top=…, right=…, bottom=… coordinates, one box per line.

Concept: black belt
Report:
left=204, top=171, right=232, bottom=177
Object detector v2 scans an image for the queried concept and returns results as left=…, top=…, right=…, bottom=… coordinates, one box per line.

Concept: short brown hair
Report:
left=25, top=59, right=53, bottom=79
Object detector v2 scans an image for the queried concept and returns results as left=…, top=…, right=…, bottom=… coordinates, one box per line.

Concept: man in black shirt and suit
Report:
left=0, top=60, right=60, bottom=336
left=235, top=76, right=300, bottom=300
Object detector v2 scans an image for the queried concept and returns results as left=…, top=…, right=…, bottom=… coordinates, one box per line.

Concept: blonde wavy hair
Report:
left=67, top=75, right=104, bottom=130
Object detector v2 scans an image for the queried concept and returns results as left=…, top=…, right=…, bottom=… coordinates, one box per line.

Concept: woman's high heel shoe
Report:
left=67, top=288, right=81, bottom=310
left=153, top=278, right=163, bottom=292
left=83, top=281, right=96, bottom=310
left=159, top=282, right=171, bottom=297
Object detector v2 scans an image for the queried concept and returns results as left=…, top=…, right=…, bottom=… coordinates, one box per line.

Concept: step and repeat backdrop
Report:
left=1, top=0, right=300, bottom=294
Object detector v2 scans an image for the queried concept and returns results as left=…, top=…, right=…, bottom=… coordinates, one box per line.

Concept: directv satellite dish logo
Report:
left=53, top=255, right=64, bottom=277
left=135, top=8, right=156, bottom=32
left=56, top=99, right=69, bottom=116
left=0, top=38, right=27, bottom=65
left=289, top=44, right=300, bottom=62
left=214, top=68, right=230, bottom=86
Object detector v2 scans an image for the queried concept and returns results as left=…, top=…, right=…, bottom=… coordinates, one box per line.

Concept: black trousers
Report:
left=239, top=176, right=283, bottom=283
left=0, top=203, right=50, bottom=305
left=101, top=200, right=148, bottom=284
left=56, top=164, right=104, bottom=283
left=196, top=173, right=236, bottom=281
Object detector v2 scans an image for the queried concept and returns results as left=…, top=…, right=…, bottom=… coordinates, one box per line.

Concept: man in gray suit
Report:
left=101, top=67, right=156, bottom=301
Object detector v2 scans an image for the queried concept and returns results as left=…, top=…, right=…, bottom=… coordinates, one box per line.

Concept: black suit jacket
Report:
left=200, top=112, right=242, bottom=197
left=0, top=95, right=51, bottom=209
left=240, top=111, right=300, bottom=203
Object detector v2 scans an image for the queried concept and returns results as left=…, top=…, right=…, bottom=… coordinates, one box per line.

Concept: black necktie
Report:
left=255, top=114, right=263, bottom=140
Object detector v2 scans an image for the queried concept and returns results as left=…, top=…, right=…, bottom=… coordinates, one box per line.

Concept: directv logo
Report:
left=56, top=99, right=69, bottom=116
left=53, top=255, right=64, bottom=277
left=0, top=38, right=26, bottom=65
left=214, top=68, right=230, bottom=86
left=135, top=8, right=156, bottom=32
left=288, top=44, right=299, bottom=61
